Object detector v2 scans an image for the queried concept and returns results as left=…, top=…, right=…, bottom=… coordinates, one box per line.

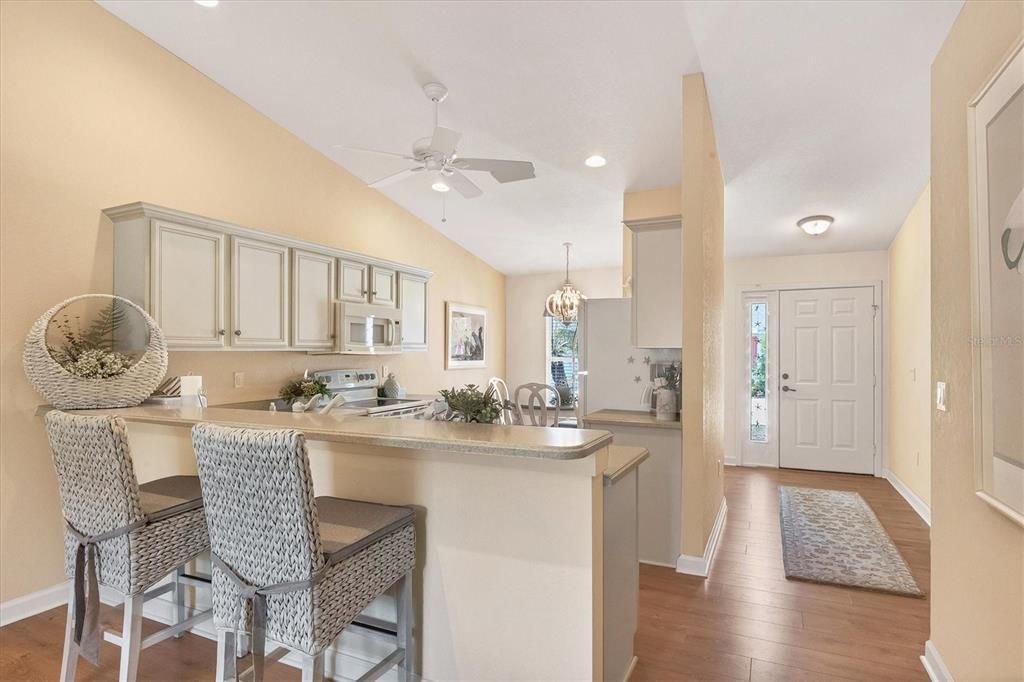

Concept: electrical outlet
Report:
left=381, top=365, right=389, bottom=381
left=916, top=451, right=920, bottom=465
left=936, top=381, right=947, bottom=411
left=233, top=372, right=245, bottom=388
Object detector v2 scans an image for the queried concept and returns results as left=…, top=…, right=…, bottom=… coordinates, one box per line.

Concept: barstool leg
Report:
left=216, top=630, right=236, bottom=682
left=118, top=593, right=143, bottom=682
left=59, top=582, right=79, bottom=682
left=301, top=651, right=324, bottom=682
left=397, top=570, right=414, bottom=682
left=173, top=566, right=186, bottom=638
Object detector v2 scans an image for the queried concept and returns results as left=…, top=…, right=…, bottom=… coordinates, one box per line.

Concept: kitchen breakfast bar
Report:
left=55, top=405, right=646, bottom=681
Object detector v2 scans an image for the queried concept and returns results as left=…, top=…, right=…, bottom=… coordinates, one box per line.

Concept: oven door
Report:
left=336, top=302, right=402, bottom=354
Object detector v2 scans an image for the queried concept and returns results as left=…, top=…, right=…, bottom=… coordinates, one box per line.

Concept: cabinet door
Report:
left=632, top=224, right=682, bottom=348
left=151, top=221, right=226, bottom=348
left=398, top=272, right=428, bottom=351
left=230, top=237, right=290, bottom=348
left=339, top=259, right=369, bottom=303
left=369, top=266, right=397, bottom=307
left=292, top=249, right=336, bottom=350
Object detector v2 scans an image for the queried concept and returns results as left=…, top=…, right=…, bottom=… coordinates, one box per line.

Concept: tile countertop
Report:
left=581, top=409, right=681, bottom=430
left=44, top=404, right=613, bottom=461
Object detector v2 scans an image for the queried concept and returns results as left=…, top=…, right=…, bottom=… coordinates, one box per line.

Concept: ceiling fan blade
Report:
left=369, top=166, right=423, bottom=188
left=452, top=158, right=535, bottom=183
left=430, top=126, right=461, bottom=157
left=446, top=170, right=483, bottom=199
left=336, top=145, right=418, bottom=162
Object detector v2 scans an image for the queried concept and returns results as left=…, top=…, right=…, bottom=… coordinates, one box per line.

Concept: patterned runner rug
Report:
left=778, top=486, right=923, bottom=597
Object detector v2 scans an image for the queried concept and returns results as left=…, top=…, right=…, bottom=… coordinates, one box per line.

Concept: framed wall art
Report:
left=445, top=302, right=486, bottom=369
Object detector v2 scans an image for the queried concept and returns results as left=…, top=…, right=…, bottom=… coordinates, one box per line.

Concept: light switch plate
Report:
left=936, top=381, right=947, bottom=411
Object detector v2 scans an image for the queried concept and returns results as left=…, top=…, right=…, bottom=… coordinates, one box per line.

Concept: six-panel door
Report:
left=150, top=221, right=227, bottom=348
left=779, top=287, right=875, bottom=474
left=230, top=236, right=290, bottom=348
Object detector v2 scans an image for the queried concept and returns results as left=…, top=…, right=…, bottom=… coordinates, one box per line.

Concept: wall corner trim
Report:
left=884, top=469, right=932, bottom=526
left=675, top=498, right=728, bottom=577
left=0, top=580, right=69, bottom=627
left=921, top=640, right=954, bottom=682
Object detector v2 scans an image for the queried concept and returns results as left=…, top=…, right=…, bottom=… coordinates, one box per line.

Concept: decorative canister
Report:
left=382, top=373, right=403, bottom=398
left=655, top=385, right=678, bottom=422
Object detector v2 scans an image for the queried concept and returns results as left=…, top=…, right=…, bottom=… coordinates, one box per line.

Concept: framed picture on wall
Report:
left=445, top=302, right=487, bottom=369
left=969, top=39, right=1024, bottom=527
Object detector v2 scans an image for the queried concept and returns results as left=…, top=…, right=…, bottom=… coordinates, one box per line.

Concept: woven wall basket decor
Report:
left=23, top=294, right=168, bottom=409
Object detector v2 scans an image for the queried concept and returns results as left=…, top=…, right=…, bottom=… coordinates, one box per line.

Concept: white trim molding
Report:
left=921, top=640, right=954, bottom=682
left=0, top=580, right=70, bottom=627
left=675, top=499, right=728, bottom=577
left=884, top=469, right=932, bottom=526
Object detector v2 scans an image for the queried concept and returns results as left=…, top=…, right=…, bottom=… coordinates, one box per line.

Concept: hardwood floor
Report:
left=633, top=466, right=931, bottom=682
left=0, top=467, right=930, bottom=681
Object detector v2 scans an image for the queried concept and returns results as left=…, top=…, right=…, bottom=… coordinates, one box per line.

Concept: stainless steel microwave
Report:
left=335, top=302, right=403, bottom=354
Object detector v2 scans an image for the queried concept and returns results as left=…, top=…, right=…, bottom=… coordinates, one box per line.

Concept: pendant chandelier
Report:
left=545, top=242, right=585, bottom=323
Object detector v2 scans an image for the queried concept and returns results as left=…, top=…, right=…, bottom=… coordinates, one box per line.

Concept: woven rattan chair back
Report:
left=45, top=411, right=144, bottom=586
left=191, top=423, right=325, bottom=630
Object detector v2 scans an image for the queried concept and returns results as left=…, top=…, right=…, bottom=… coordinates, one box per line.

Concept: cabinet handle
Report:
left=362, top=289, right=368, bottom=296
left=372, top=291, right=378, bottom=296
left=218, top=329, right=226, bottom=336
left=234, top=330, right=241, bottom=336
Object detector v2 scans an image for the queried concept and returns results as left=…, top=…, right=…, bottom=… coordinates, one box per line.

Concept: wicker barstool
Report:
left=44, top=410, right=212, bottom=682
left=191, top=423, right=416, bottom=682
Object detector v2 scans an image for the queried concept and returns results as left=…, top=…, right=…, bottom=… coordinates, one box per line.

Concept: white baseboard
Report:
left=675, top=498, right=728, bottom=577
left=622, top=654, right=638, bottom=682
left=921, top=640, right=953, bottom=682
left=638, top=559, right=677, bottom=569
left=884, top=469, right=932, bottom=526
left=0, top=580, right=69, bottom=627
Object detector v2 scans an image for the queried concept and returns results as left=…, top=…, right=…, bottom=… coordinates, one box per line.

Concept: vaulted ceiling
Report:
left=98, top=0, right=962, bottom=273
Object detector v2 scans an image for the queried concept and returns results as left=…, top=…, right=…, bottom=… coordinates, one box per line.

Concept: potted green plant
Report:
left=279, top=377, right=331, bottom=406
left=438, top=384, right=502, bottom=423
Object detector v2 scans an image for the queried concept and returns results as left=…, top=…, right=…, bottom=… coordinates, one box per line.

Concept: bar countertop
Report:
left=581, top=409, right=681, bottom=430
left=47, top=404, right=613, bottom=460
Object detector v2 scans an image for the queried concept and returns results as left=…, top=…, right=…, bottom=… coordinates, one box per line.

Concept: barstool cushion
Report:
left=139, top=475, right=203, bottom=523
left=315, top=497, right=415, bottom=563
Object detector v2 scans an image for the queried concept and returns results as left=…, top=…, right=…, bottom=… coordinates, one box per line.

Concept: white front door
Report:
left=779, top=287, right=876, bottom=474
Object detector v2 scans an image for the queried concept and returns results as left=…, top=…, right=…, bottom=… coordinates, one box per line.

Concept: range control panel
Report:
left=311, top=369, right=378, bottom=391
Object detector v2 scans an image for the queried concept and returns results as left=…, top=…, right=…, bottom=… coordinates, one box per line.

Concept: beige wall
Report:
left=886, top=184, right=931, bottom=506
left=505, top=267, right=622, bottom=392
left=680, top=74, right=725, bottom=557
left=722, top=250, right=889, bottom=466
left=0, top=1, right=505, bottom=602
left=930, top=2, right=1024, bottom=678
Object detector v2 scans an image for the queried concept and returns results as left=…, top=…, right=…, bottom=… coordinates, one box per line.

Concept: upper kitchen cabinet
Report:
left=106, top=202, right=432, bottom=352
left=291, top=249, right=335, bottom=350
left=628, top=218, right=682, bottom=348
left=147, top=221, right=227, bottom=348
left=369, top=265, right=397, bottom=307
left=230, top=236, right=290, bottom=348
left=398, top=272, right=428, bottom=351
left=339, top=259, right=369, bottom=303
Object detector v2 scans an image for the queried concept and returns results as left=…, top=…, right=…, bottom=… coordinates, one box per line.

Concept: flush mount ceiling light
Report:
left=194, top=0, right=219, bottom=6
left=431, top=178, right=450, bottom=193
left=545, top=242, right=586, bottom=324
left=584, top=155, right=607, bottom=168
left=797, top=215, right=834, bottom=236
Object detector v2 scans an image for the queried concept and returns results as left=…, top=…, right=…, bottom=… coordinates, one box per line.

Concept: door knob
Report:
left=782, top=372, right=789, bottom=379
left=782, top=385, right=796, bottom=392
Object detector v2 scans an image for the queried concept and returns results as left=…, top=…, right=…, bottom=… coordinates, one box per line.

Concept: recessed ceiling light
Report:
left=194, top=0, right=219, bottom=7
left=797, top=215, right=834, bottom=236
left=431, top=180, right=450, bottom=193
left=584, top=155, right=607, bottom=168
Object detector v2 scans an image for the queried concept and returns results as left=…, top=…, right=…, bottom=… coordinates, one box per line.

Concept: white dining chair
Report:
left=487, top=377, right=520, bottom=425
left=513, top=383, right=561, bottom=427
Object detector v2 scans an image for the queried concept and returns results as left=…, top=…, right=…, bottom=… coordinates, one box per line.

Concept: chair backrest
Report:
left=487, top=377, right=518, bottom=425
left=44, top=410, right=144, bottom=537
left=191, top=423, right=324, bottom=589
left=514, top=383, right=561, bottom=427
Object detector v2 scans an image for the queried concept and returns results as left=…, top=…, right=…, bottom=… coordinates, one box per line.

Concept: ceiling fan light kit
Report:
left=546, top=242, right=586, bottom=324
left=347, top=82, right=536, bottom=205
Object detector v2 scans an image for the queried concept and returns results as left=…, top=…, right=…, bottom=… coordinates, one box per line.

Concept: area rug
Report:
left=778, top=486, right=923, bottom=597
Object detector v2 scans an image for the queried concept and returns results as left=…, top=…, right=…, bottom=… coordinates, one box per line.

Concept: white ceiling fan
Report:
left=340, top=82, right=535, bottom=199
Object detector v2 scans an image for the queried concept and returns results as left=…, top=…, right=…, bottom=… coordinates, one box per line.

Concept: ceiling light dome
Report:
left=431, top=179, right=450, bottom=193
left=194, top=0, right=219, bottom=7
left=546, top=243, right=586, bottom=323
left=584, top=155, right=607, bottom=168
left=797, top=215, right=833, bottom=236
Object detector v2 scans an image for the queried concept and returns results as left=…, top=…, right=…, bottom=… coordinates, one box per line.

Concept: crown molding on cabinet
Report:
left=102, top=202, right=433, bottom=280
